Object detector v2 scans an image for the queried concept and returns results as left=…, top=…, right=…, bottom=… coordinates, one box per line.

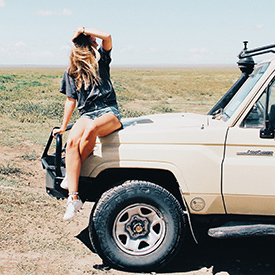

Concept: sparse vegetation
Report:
left=0, top=67, right=239, bottom=147
left=0, top=162, right=22, bottom=175
left=21, top=150, right=38, bottom=161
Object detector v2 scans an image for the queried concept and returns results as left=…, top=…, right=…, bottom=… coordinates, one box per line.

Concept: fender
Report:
left=81, top=159, right=190, bottom=194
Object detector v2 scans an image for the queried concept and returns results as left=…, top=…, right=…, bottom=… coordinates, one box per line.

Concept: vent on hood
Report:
left=122, top=118, right=154, bottom=128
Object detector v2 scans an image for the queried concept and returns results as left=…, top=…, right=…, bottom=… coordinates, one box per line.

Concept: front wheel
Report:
left=89, top=180, right=186, bottom=271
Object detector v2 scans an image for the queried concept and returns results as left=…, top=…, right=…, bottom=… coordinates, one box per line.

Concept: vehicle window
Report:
left=241, top=76, right=275, bottom=128
left=268, top=80, right=275, bottom=112
left=241, top=92, right=266, bottom=128
left=222, top=62, right=270, bottom=121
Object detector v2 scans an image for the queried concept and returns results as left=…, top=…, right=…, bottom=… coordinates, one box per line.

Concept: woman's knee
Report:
left=84, top=123, right=98, bottom=138
left=66, top=118, right=88, bottom=150
left=66, top=137, right=81, bottom=150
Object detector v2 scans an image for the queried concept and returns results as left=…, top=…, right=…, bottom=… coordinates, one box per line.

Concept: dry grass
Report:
left=112, top=67, right=239, bottom=116
left=0, top=67, right=239, bottom=147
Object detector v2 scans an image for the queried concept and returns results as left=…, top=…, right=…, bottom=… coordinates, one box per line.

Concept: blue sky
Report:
left=0, top=0, right=274, bottom=67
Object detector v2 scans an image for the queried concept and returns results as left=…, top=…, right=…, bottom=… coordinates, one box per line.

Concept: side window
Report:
left=241, top=92, right=266, bottom=128
left=268, top=80, right=275, bottom=112
left=242, top=77, right=275, bottom=129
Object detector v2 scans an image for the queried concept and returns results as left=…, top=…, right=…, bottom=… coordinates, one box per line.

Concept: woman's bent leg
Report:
left=79, top=113, right=121, bottom=163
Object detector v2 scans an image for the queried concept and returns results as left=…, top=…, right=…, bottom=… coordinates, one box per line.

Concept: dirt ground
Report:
left=0, top=143, right=275, bottom=275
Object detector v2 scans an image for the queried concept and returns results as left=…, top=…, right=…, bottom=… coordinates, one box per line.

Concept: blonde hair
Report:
left=68, top=38, right=100, bottom=90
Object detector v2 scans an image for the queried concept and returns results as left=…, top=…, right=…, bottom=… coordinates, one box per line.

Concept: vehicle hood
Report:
left=100, top=113, right=226, bottom=145
left=122, top=113, right=208, bottom=129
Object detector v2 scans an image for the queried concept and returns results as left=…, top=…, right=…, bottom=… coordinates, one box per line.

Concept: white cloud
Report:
left=60, top=8, right=72, bottom=16
left=248, top=24, right=264, bottom=30
left=37, top=10, right=54, bottom=16
left=0, top=41, right=60, bottom=65
left=188, top=47, right=212, bottom=62
left=60, top=44, right=71, bottom=50
left=36, top=8, right=72, bottom=16
left=119, top=45, right=136, bottom=53
left=29, top=50, right=55, bottom=58
left=147, top=48, right=159, bottom=54
left=0, top=0, right=5, bottom=8
left=189, top=47, right=209, bottom=54
left=119, top=45, right=165, bottom=55
left=14, top=41, right=26, bottom=47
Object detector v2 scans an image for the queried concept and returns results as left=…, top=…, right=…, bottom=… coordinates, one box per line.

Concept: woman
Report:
left=53, top=27, right=122, bottom=220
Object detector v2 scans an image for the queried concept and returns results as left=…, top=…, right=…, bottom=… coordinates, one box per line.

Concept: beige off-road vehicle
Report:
left=42, top=42, right=275, bottom=272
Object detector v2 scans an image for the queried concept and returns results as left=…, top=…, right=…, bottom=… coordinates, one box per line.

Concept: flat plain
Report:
left=1, top=67, right=274, bottom=275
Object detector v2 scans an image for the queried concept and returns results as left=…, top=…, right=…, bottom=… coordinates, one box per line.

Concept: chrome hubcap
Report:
left=113, top=204, right=166, bottom=256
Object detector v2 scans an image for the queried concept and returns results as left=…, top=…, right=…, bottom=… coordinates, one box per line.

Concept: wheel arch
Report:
left=81, top=167, right=185, bottom=208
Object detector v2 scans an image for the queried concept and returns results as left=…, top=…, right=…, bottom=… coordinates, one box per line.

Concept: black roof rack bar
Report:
left=239, top=42, right=275, bottom=59
left=240, top=49, right=275, bottom=59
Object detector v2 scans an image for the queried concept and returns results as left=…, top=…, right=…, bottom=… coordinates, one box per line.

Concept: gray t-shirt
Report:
left=60, top=47, right=118, bottom=115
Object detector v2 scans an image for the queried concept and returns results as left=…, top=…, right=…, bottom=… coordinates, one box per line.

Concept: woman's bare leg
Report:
left=65, top=117, right=89, bottom=199
left=65, top=114, right=121, bottom=198
left=79, top=113, right=121, bottom=163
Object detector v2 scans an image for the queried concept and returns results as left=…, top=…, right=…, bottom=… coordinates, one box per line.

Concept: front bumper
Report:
left=41, top=125, right=73, bottom=199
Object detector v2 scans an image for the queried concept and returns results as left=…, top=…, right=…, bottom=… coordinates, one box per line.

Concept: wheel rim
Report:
left=113, top=203, right=166, bottom=256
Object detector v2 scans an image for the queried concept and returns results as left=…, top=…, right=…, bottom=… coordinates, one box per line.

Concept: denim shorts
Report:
left=81, top=105, right=121, bottom=121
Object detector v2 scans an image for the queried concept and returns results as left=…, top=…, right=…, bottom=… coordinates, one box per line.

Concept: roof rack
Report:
left=238, top=41, right=275, bottom=59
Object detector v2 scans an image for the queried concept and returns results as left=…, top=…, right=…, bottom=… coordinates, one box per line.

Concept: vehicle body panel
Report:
left=81, top=113, right=229, bottom=214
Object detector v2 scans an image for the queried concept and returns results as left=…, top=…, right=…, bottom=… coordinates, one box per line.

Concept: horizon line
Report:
left=0, top=63, right=237, bottom=69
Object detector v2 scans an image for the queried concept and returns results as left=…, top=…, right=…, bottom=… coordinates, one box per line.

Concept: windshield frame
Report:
left=221, top=62, right=270, bottom=121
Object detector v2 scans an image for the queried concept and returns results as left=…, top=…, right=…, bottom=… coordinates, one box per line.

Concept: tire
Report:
left=89, top=180, right=186, bottom=271
left=87, top=202, right=98, bottom=254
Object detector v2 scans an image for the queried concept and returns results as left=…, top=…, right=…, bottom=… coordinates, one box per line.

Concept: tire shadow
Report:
left=75, top=226, right=95, bottom=252
left=161, top=234, right=275, bottom=274
left=76, top=226, right=275, bottom=274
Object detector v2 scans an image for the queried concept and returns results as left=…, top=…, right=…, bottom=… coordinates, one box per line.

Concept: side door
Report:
left=223, top=77, right=275, bottom=215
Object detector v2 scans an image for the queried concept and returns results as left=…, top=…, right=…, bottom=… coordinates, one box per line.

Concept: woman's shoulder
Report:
left=63, top=67, right=71, bottom=75
left=61, top=68, right=76, bottom=87
left=63, top=68, right=76, bottom=81
left=61, top=68, right=69, bottom=78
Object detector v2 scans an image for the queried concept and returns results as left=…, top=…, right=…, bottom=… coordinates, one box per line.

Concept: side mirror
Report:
left=260, top=104, right=275, bottom=138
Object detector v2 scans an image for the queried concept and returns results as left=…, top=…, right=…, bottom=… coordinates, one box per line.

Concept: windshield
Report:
left=222, top=62, right=270, bottom=120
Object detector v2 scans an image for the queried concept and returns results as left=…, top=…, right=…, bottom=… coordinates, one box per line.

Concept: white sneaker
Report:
left=60, top=175, right=68, bottom=189
left=63, top=196, right=83, bottom=221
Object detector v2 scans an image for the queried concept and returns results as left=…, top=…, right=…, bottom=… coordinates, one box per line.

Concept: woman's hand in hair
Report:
left=73, top=27, right=112, bottom=51
left=72, top=27, right=85, bottom=42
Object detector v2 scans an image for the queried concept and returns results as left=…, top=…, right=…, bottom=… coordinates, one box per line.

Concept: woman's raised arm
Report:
left=72, top=27, right=112, bottom=51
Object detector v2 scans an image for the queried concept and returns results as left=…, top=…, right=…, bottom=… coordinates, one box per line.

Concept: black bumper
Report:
left=41, top=125, right=73, bottom=199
